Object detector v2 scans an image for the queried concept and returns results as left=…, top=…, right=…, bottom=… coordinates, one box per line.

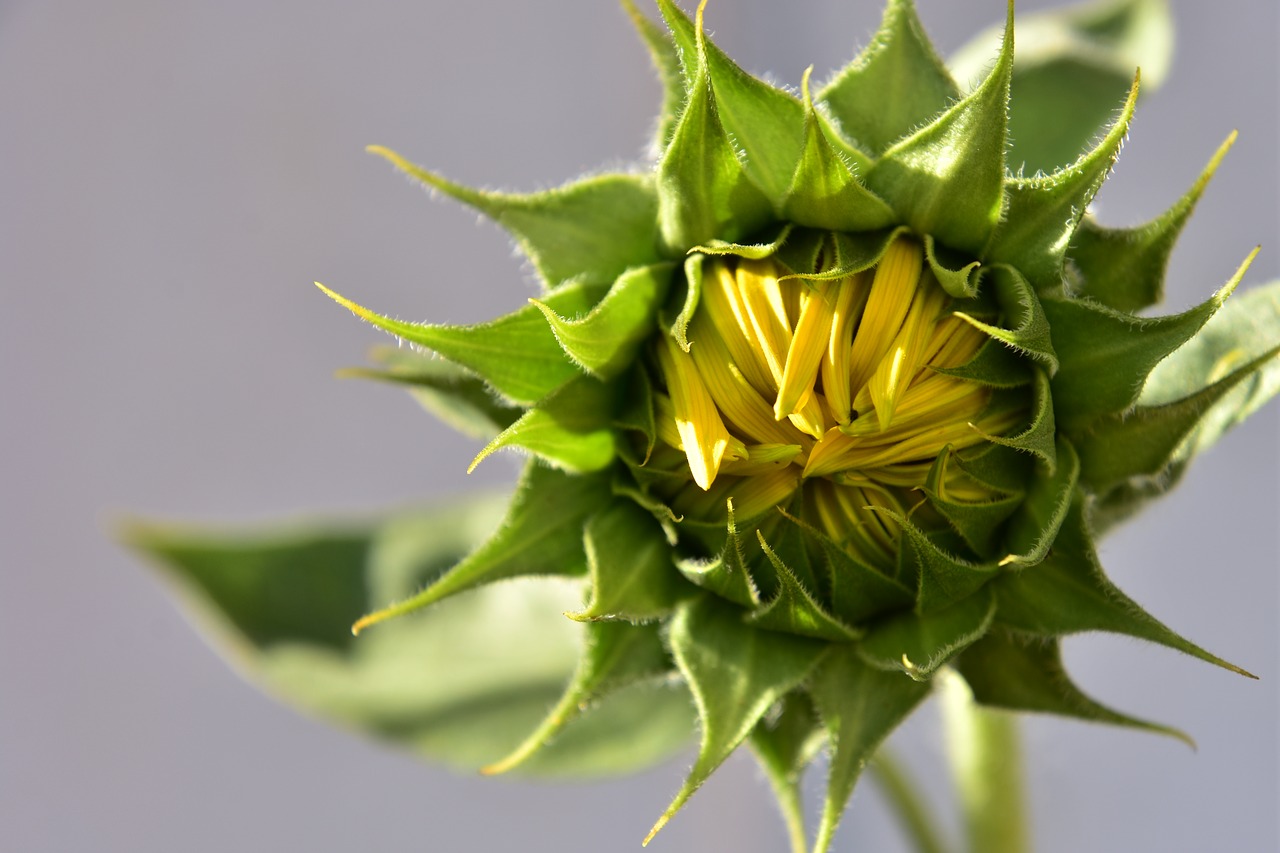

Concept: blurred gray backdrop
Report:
left=2, top=1, right=1276, bottom=851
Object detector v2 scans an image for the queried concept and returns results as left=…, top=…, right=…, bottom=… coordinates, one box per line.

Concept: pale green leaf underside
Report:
left=351, top=462, right=609, bottom=634
left=125, top=495, right=691, bottom=778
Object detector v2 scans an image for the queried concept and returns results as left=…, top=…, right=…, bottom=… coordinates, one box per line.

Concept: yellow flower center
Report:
left=652, top=234, right=1021, bottom=569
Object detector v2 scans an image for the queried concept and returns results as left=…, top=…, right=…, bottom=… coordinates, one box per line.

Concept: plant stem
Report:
left=870, top=747, right=951, bottom=853
left=940, top=669, right=1031, bottom=853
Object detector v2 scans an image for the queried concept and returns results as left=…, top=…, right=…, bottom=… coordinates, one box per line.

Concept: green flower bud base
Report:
left=128, top=1, right=1280, bottom=851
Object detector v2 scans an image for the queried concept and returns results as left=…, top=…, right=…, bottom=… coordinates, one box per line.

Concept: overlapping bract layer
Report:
left=133, top=2, right=1280, bottom=851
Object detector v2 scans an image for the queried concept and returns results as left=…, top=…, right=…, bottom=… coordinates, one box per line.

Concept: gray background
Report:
left=2, top=1, right=1276, bottom=851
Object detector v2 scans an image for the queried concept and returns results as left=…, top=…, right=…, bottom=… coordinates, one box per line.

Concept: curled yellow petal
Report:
left=656, top=335, right=743, bottom=490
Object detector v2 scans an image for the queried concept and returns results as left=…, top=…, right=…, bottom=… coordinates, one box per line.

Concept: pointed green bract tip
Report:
left=315, top=281, right=375, bottom=323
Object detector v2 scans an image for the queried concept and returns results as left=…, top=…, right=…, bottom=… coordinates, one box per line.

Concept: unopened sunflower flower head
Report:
left=134, top=0, right=1280, bottom=850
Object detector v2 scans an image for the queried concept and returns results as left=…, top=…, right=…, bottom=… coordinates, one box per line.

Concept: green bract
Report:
left=129, top=1, right=1280, bottom=850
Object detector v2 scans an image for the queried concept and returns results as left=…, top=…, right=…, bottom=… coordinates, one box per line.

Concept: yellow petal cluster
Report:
left=651, top=235, right=1019, bottom=568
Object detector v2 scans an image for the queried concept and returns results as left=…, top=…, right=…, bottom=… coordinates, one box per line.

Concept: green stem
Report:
left=869, top=747, right=951, bottom=853
left=940, top=669, right=1031, bottom=853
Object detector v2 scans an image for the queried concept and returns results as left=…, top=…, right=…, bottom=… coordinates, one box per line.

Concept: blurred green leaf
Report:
left=340, top=346, right=521, bottom=439
left=350, top=462, right=609, bottom=632
left=481, top=620, right=687, bottom=775
left=748, top=693, right=826, bottom=853
left=1140, top=279, right=1280, bottom=454
left=126, top=494, right=691, bottom=777
left=951, top=0, right=1173, bottom=174
left=1046, top=255, right=1245, bottom=430
left=620, top=0, right=685, bottom=152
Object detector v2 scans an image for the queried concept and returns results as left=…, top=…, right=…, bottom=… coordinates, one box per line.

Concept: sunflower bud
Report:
left=133, top=1, right=1280, bottom=851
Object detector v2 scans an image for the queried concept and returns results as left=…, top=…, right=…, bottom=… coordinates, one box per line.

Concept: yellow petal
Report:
left=863, top=281, right=949, bottom=431
left=735, top=258, right=793, bottom=388
left=701, top=261, right=776, bottom=396
left=847, top=236, right=924, bottom=395
left=777, top=280, right=837, bottom=420
left=821, top=271, right=871, bottom=425
left=688, top=313, right=802, bottom=447
left=656, top=335, right=742, bottom=490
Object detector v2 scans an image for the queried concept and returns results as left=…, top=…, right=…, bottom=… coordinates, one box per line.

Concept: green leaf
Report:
left=349, top=462, right=610, bottom=634
left=991, top=496, right=1254, bottom=677
left=748, top=530, right=862, bottom=642
left=533, top=262, right=673, bottom=379
left=858, top=586, right=996, bottom=680
left=984, top=73, right=1137, bottom=293
left=955, top=630, right=1190, bottom=744
left=924, top=234, right=981, bottom=299
left=664, top=253, right=704, bottom=351
left=1046, top=255, right=1249, bottom=430
left=620, top=0, right=686, bottom=153
left=999, top=436, right=1079, bottom=567
left=809, top=646, right=932, bottom=853
left=657, top=0, right=806, bottom=204
left=899, top=520, right=999, bottom=613
left=819, top=543, right=914, bottom=627
left=468, top=375, right=617, bottom=474
left=1068, top=132, right=1236, bottom=313
left=674, top=500, right=762, bottom=608
left=569, top=501, right=690, bottom=622
left=368, top=146, right=661, bottom=288
left=922, top=447, right=1023, bottom=558
left=782, top=68, right=897, bottom=234
left=956, top=265, right=1058, bottom=373
left=481, top=620, right=684, bottom=774
left=316, top=280, right=600, bottom=407
left=983, top=369, right=1058, bottom=469
left=126, top=497, right=691, bottom=777
left=645, top=595, right=828, bottom=845
left=748, top=693, right=826, bottom=853
left=864, top=4, right=1012, bottom=255
left=1140, top=278, right=1280, bottom=450
left=951, top=0, right=1173, bottom=173
left=1076, top=346, right=1280, bottom=495
left=1090, top=280, right=1280, bottom=529
left=613, top=364, right=659, bottom=464
left=337, top=346, right=521, bottom=440
left=953, top=441, right=1035, bottom=495
left=818, top=0, right=960, bottom=158
left=935, top=335, right=1035, bottom=389
left=654, top=4, right=774, bottom=252
left=690, top=222, right=793, bottom=260
left=778, top=228, right=906, bottom=284
left=130, top=523, right=380, bottom=653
